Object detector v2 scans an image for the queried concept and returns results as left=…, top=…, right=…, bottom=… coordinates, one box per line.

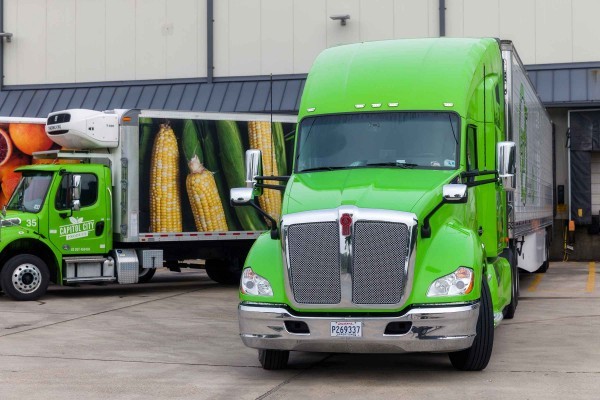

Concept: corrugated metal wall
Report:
left=591, top=152, right=600, bottom=214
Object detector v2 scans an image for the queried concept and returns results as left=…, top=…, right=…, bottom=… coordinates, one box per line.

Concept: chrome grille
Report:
left=352, top=221, right=408, bottom=304
left=287, top=222, right=341, bottom=304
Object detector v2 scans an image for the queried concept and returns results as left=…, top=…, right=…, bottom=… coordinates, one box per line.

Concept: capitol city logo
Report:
left=60, top=217, right=94, bottom=240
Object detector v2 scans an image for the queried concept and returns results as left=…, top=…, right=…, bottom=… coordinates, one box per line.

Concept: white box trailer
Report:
left=502, top=40, right=553, bottom=272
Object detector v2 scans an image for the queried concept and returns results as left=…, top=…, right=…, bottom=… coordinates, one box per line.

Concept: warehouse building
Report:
left=1, top=0, right=600, bottom=259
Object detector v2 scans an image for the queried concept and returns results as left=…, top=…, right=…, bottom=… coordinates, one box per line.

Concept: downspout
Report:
left=439, top=0, right=446, bottom=37
left=207, top=0, right=214, bottom=84
left=0, top=0, right=4, bottom=89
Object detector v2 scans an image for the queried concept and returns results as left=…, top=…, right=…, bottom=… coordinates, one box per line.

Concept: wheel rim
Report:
left=12, top=263, right=42, bottom=294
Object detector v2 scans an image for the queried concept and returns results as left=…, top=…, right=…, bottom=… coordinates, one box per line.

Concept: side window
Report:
left=466, top=125, right=478, bottom=171
left=55, top=174, right=98, bottom=210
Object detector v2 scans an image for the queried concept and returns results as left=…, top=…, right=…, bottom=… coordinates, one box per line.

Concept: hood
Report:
left=283, top=168, right=457, bottom=218
left=0, top=211, right=39, bottom=238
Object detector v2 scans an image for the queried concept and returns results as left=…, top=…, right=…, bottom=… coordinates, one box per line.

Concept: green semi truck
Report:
left=232, top=38, right=552, bottom=371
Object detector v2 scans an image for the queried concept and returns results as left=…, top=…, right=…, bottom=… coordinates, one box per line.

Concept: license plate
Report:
left=330, top=321, right=362, bottom=337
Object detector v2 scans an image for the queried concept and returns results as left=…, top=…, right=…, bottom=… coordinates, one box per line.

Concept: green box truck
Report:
left=0, top=110, right=296, bottom=300
left=232, top=38, right=552, bottom=371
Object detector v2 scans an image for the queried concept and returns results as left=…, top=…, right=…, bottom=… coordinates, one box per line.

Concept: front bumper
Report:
left=239, top=302, right=480, bottom=353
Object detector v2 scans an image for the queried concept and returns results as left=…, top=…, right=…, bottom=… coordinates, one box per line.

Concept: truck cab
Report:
left=0, top=163, right=114, bottom=300
left=233, top=38, right=527, bottom=371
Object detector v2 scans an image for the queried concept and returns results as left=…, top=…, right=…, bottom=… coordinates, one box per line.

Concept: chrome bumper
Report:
left=239, top=302, right=480, bottom=354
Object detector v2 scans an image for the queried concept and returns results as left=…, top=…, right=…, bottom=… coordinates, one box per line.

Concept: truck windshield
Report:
left=7, top=172, right=53, bottom=213
left=296, top=112, right=460, bottom=172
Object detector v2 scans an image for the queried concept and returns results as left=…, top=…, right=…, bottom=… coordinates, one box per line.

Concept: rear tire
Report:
left=449, top=279, right=494, bottom=371
left=537, top=234, right=550, bottom=273
left=258, top=349, right=289, bottom=370
left=204, top=258, right=242, bottom=285
left=0, top=254, right=49, bottom=301
left=138, top=267, right=156, bottom=283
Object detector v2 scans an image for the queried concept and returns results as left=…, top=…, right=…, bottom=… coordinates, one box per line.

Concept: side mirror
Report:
left=231, top=150, right=279, bottom=238
left=230, top=187, right=255, bottom=206
left=71, top=174, right=81, bottom=210
left=245, top=149, right=263, bottom=197
left=497, top=141, right=516, bottom=192
left=443, top=184, right=468, bottom=203
left=71, top=174, right=81, bottom=200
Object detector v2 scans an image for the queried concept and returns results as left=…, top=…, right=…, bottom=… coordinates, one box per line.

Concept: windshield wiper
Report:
left=365, top=162, right=418, bottom=169
left=298, top=166, right=350, bottom=173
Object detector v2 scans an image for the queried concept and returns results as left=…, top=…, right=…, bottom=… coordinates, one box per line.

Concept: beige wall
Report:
left=4, top=0, right=600, bottom=85
left=4, top=0, right=208, bottom=85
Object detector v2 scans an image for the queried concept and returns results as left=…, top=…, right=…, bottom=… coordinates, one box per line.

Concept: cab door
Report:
left=47, top=172, right=109, bottom=255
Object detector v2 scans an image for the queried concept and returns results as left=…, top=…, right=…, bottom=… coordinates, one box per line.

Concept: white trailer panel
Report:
left=502, top=41, right=553, bottom=239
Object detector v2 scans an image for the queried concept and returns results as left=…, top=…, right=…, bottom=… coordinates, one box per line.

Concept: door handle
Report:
left=95, top=221, right=105, bottom=236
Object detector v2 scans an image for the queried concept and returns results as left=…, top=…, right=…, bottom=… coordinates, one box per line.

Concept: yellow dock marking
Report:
left=527, top=274, right=543, bottom=292
left=586, top=262, right=596, bottom=293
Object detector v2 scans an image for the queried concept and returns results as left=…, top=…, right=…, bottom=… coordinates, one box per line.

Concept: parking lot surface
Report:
left=0, top=262, right=598, bottom=400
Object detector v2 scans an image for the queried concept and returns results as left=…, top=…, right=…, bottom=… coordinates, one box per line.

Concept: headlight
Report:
left=241, top=268, right=273, bottom=297
left=427, top=267, right=474, bottom=297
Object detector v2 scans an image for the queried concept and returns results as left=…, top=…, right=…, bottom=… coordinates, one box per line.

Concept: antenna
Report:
left=270, top=73, right=275, bottom=177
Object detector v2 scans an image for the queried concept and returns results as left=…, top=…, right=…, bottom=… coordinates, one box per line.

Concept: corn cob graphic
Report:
left=183, top=120, right=228, bottom=232
left=149, top=122, right=182, bottom=232
left=248, top=121, right=282, bottom=223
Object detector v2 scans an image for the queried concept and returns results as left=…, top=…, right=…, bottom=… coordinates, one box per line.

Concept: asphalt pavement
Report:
left=0, top=262, right=598, bottom=400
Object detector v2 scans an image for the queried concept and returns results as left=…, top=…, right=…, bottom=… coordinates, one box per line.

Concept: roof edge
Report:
left=526, top=61, right=600, bottom=71
left=3, top=73, right=308, bottom=92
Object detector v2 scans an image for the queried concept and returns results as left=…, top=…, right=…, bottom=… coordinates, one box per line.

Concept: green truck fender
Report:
left=411, top=219, right=487, bottom=306
left=0, top=233, right=62, bottom=284
left=239, top=232, right=288, bottom=304
left=415, top=217, right=511, bottom=317
left=486, top=254, right=512, bottom=318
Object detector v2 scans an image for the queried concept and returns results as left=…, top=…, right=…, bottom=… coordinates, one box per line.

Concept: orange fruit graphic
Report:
left=2, top=170, right=21, bottom=199
left=0, top=128, right=13, bottom=166
left=9, top=123, right=54, bottom=156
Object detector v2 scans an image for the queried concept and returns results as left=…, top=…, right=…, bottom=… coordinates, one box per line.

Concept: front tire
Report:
left=258, top=349, right=289, bottom=370
left=204, top=258, right=242, bottom=285
left=449, top=279, right=494, bottom=371
left=0, top=254, right=50, bottom=301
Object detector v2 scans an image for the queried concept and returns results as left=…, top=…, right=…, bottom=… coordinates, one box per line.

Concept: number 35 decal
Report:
left=26, top=219, right=37, bottom=227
